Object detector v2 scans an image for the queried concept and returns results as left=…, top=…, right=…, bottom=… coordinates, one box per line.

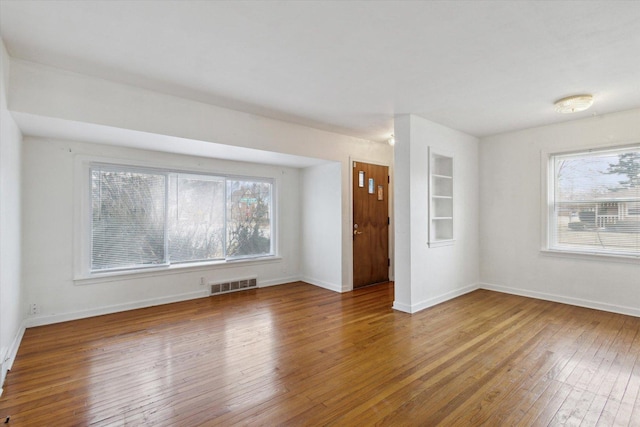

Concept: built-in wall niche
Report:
left=429, top=149, right=454, bottom=247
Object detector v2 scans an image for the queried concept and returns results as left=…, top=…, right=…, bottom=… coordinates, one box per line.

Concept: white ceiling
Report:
left=1, top=0, right=640, bottom=142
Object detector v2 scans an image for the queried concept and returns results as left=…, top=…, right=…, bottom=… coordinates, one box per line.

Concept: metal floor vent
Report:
left=210, top=278, right=257, bottom=295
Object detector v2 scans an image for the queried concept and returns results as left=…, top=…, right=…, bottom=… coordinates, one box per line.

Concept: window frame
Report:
left=74, top=157, right=278, bottom=283
left=542, top=143, right=640, bottom=262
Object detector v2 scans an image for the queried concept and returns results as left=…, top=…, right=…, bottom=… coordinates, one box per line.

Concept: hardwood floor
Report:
left=2, top=282, right=640, bottom=426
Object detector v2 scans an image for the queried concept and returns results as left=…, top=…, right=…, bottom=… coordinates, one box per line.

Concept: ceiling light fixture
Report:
left=388, top=134, right=395, bottom=146
left=554, top=94, right=594, bottom=113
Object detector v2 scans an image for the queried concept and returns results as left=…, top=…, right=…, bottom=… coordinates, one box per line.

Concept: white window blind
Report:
left=90, top=164, right=273, bottom=273
left=549, top=145, right=640, bottom=257
left=91, top=168, right=167, bottom=271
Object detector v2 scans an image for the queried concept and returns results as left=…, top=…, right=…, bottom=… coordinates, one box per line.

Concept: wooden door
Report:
left=352, top=161, right=389, bottom=288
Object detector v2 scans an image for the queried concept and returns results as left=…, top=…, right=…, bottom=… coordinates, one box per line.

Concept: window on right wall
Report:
left=548, top=145, right=640, bottom=257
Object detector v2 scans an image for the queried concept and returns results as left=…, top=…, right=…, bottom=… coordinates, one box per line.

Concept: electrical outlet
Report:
left=29, top=303, right=40, bottom=315
left=200, top=277, right=205, bottom=286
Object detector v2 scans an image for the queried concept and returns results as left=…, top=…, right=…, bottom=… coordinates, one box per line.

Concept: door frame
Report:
left=349, top=156, right=394, bottom=291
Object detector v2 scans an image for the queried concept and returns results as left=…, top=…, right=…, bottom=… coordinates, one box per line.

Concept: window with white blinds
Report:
left=549, top=145, right=640, bottom=257
left=90, top=164, right=273, bottom=273
left=91, top=168, right=167, bottom=270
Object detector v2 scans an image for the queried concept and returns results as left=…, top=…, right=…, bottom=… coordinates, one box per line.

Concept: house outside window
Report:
left=548, top=145, right=640, bottom=257
left=90, top=163, right=274, bottom=273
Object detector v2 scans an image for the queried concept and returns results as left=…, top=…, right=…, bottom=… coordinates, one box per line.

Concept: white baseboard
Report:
left=479, top=282, right=640, bottom=318
left=408, top=283, right=480, bottom=314
left=25, top=274, right=311, bottom=328
left=392, top=283, right=480, bottom=314
left=301, top=276, right=343, bottom=293
left=1, top=320, right=26, bottom=394
left=259, top=275, right=302, bottom=288
left=392, top=301, right=412, bottom=313
left=24, top=289, right=210, bottom=328
left=25, top=276, right=306, bottom=328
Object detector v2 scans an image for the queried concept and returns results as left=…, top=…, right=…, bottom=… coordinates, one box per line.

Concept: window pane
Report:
left=168, top=174, right=225, bottom=262
left=551, top=148, right=640, bottom=256
left=92, top=169, right=166, bottom=270
left=226, top=179, right=272, bottom=258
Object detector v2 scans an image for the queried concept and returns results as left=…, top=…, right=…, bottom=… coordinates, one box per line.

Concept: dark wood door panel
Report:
left=353, top=161, right=389, bottom=288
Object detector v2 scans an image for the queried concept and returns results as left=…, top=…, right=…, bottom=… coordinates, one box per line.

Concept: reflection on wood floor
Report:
left=1, top=281, right=639, bottom=426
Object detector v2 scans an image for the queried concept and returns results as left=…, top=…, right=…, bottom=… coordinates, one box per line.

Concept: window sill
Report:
left=74, top=256, right=283, bottom=286
left=428, top=239, right=455, bottom=248
left=540, top=248, right=640, bottom=264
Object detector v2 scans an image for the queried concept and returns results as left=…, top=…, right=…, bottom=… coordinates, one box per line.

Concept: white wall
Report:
left=22, top=137, right=303, bottom=326
left=8, top=59, right=393, bottom=295
left=300, top=162, right=343, bottom=291
left=394, top=115, right=480, bottom=312
left=480, top=109, right=640, bottom=316
left=392, top=115, right=413, bottom=308
left=0, top=39, right=24, bottom=391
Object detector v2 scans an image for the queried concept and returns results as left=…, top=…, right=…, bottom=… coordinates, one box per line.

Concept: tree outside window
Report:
left=226, top=180, right=272, bottom=257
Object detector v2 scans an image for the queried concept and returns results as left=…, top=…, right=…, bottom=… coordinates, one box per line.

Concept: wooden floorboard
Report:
left=2, top=282, right=640, bottom=426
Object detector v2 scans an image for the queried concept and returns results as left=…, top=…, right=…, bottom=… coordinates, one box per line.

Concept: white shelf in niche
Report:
left=428, top=149, right=454, bottom=247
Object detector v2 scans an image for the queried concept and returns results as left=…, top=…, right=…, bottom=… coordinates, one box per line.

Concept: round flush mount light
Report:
left=554, top=94, right=594, bottom=113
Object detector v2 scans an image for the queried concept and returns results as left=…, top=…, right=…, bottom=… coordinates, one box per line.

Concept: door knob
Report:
left=354, top=230, right=363, bottom=235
